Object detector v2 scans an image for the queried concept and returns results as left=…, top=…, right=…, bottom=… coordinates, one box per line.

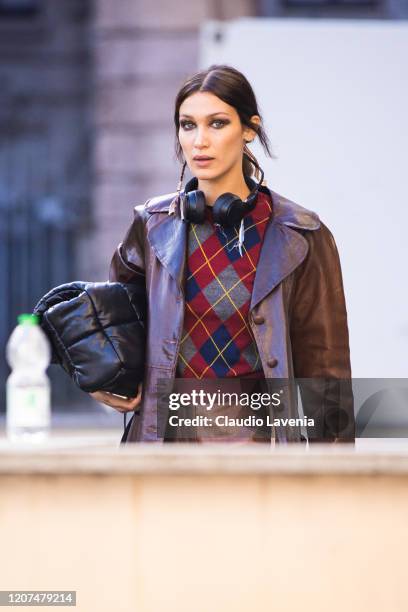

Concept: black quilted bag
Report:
left=33, top=281, right=146, bottom=398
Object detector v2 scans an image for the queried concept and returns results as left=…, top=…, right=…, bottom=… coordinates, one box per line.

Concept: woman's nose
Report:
left=194, top=127, right=209, bottom=147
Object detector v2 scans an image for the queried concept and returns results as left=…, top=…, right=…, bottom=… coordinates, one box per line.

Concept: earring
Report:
left=170, top=160, right=187, bottom=217
left=176, top=160, right=187, bottom=192
left=243, top=147, right=261, bottom=181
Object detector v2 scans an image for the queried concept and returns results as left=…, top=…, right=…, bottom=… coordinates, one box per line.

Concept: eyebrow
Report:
left=179, top=112, right=231, bottom=119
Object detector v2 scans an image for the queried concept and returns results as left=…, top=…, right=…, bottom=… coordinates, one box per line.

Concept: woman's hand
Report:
left=90, top=382, right=143, bottom=413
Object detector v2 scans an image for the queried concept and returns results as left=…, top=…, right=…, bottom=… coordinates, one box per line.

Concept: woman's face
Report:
left=178, top=91, right=259, bottom=181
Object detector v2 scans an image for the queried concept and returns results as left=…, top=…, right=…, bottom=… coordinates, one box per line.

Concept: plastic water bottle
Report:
left=6, top=313, right=51, bottom=443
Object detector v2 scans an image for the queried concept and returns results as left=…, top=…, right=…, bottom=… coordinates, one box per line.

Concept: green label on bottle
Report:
left=6, top=387, right=50, bottom=428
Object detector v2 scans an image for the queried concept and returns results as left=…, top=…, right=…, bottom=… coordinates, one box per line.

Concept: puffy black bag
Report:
left=33, top=281, right=146, bottom=398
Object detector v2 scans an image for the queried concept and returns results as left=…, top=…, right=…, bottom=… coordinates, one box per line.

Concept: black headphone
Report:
left=178, top=156, right=265, bottom=228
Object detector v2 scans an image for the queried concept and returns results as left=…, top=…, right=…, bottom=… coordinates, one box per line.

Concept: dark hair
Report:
left=174, top=64, right=276, bottom=179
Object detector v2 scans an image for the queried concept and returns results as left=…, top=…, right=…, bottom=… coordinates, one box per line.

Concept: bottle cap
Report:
left=17, top=313, right=40, bottom=326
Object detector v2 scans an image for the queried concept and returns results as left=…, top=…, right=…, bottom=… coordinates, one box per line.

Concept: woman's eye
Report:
left=179, top=119, right=228, bottom=130
left=212, top=119, right=227, bottom=128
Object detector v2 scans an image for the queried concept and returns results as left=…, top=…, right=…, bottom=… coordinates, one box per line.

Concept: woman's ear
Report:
left=243, top=115, right=261, bottom=143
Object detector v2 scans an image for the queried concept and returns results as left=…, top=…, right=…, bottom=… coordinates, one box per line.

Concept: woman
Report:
left=91, top=64, right=355, bottom=444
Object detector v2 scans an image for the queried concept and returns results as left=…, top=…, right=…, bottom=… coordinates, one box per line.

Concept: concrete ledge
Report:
left=1, top=435, right=408, bottom=475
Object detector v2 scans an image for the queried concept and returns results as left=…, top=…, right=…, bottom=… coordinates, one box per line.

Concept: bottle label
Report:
left=7, top=387, right=50, bottom=428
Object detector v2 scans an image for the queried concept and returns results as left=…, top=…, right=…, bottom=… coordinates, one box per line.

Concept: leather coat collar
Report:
left=146, top=184, right=321, bottom=310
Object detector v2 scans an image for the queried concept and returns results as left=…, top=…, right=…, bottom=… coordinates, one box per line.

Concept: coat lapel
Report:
left=250, top=188, right=320, bottom=310
left=146, top=194, right=187, bottom=292
left=250, top=222, right=308, bottom=311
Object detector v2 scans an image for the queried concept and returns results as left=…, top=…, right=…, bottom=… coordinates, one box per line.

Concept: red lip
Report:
left=193, top=156, right=214, bottom=160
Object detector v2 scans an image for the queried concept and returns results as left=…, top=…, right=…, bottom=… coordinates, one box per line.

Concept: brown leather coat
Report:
left=109, top=185, right=355, bottom=444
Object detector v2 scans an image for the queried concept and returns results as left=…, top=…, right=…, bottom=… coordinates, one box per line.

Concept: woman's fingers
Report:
left=90, top=383, right=143, bottom=413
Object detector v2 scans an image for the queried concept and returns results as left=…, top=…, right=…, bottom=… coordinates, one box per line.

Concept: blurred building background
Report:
left=0, top=0, right=406, bottom=415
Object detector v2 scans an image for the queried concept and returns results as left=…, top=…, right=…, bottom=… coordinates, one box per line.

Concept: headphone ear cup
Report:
left=184, top=190, right=206, bottom=224
left=213, top=193, right=243, bottom=228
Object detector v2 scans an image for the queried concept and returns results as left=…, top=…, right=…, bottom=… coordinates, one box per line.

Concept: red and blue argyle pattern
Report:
left=176, top=190, right=273, bottom=378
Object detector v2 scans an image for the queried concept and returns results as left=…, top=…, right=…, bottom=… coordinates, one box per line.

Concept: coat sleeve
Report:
left=109, top=204, right=148, bottom=283
left=289, top=222, right=355, bottom=442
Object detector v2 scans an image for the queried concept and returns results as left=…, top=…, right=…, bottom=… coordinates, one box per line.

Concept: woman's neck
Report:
left=197, top=166, right=251, bottom=207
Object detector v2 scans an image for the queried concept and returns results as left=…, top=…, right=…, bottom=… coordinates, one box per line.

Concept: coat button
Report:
left=252, top=314, right=265, bottom=325
left=266, top=358, right=278, bottom=368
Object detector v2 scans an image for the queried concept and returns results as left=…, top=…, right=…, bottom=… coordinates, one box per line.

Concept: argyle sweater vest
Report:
left=176, top=190, right=273, bottom=379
